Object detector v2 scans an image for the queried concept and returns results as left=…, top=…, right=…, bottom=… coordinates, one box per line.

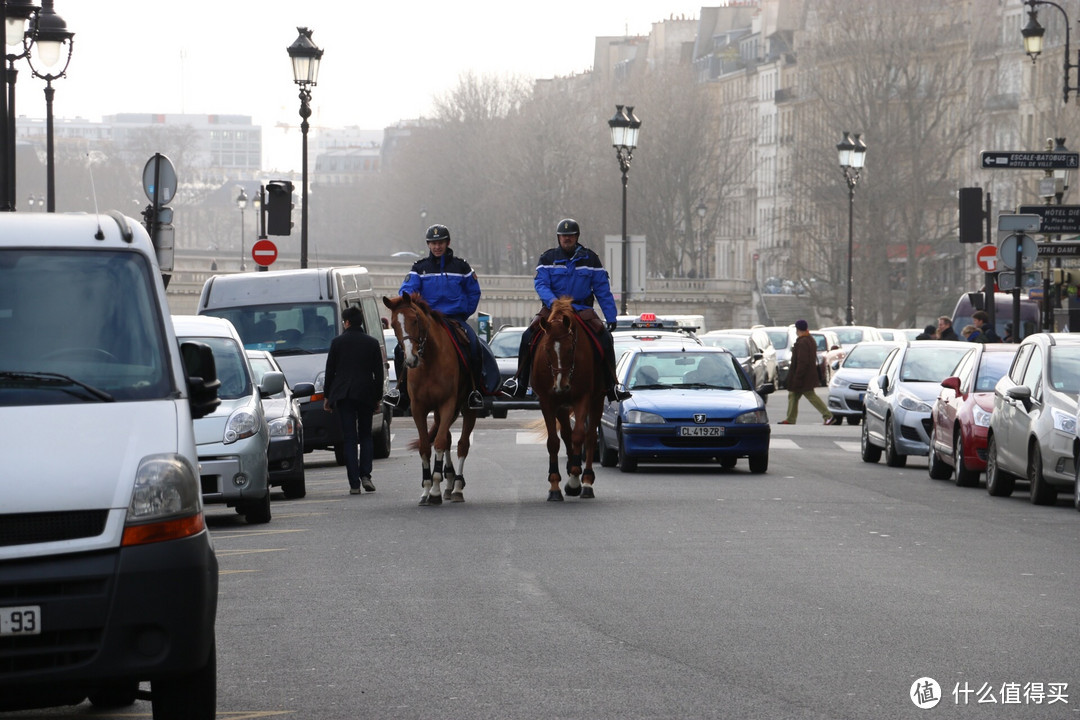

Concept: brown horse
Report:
left=383, top=292, right=477, bottom=505
left=530, top=297, right=607, bottom=501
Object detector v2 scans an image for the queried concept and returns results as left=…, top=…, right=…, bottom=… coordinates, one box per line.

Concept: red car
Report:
left=927, top=343, right=1019, bottom=486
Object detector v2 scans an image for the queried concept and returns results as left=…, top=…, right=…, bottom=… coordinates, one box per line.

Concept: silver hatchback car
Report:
left=987, top=333, right=1080, bottom=505
left=826, top=341, right=901, bottom=424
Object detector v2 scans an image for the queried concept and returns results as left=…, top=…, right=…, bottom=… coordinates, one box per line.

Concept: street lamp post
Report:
left=1, top=0, right=38, bottom=211
left=837, top=131, right=867, bottom=326
left=696, top=200, right=707, bottom=278
left=237, top=187, right=248, bottom=271
left=1022, top=0, right=1080, bottom=104
left=608, top=104, right=641, bottom=315
left=287, top=27, right=323, bottom=270
left=25, top=0, right=72, bottom=213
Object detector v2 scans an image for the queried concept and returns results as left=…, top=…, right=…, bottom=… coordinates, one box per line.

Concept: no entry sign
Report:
left=252, top=238, right=278, bottom=267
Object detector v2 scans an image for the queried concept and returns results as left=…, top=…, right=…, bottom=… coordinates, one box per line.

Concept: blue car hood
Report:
left=625, top=388, right=764, bottom=417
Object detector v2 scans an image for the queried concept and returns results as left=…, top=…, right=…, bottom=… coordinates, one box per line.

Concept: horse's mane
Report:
left=549, top=296, right=575, bottom=322
left=402, top=292, right=448, bottom=325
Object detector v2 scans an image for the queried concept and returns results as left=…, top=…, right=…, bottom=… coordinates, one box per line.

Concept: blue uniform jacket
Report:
left=399, top=247, right=480, bottom=321
left=534, top=243, right=618, bottom=323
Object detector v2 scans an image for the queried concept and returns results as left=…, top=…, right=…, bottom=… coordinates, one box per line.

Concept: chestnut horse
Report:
left=383, top=292, right=477, bottom=506
left=530, top=297, right=607, bottom=501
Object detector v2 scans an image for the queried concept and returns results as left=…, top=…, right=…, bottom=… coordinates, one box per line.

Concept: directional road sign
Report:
left=975, top=245, right=998, bottom=272
left=981, top=151, right=1080, bottom=170
left=1019, top=205, right=1080, bottom=234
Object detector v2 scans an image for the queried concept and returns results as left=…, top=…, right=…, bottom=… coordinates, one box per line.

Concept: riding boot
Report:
left=502, top=326, right=534, bottom=398
left=468, top=362, right=486, bottom=410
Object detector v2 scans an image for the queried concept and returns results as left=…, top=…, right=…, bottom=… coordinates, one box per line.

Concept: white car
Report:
left=174, top=315, right=284, bottom=524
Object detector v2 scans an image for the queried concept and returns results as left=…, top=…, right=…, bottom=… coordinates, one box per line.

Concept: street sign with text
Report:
left=981, top=151, right=1080, bottom=170
left=1037, top=242, right=1080, bottom=257
left=1018, top=205, right=1080, bottom=234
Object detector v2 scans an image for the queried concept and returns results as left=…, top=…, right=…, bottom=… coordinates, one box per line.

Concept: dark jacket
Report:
left=399, top=247, right=480, bottom=321
left=786, top=333, right=820, bottom=393
left=534, top=243, right=618, bottom=322
left=324, top=326, right=385, bottom=409
left=938, top=326, right=959, bottom=342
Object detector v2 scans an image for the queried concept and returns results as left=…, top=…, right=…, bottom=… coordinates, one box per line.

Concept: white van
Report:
left=197, top=266, right=391, bottom=464
left=0, top=212, right=219, bottom=717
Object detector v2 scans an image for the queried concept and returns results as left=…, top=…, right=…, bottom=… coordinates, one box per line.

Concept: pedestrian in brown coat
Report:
left=779, top=320, right=837, bottom=425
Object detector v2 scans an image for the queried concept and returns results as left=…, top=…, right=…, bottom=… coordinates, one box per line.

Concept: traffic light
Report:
left=958, top=187, right=983, bottom=244
left=265, top=180, right=294, bottom=236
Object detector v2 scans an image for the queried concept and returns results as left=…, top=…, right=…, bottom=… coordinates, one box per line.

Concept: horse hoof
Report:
left=581, top=485, right=595, bottom=499
left=428, top=493, right=443, bottom=506
left=564, top=483, right=582, bottom=497
left=443, top=488, right=453, bottom=501
left=451, top=492, right=465, bottom=503
left=419, top=495, right=429, bottom=506
left=547, top=490, right=564, bottom=502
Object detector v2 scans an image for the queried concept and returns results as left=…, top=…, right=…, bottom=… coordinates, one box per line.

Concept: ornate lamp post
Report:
left=608, top=104, right=641, bottom=315
left=236, top=187, right=248, bottom=271
left=837, top=131, right=867, bottom=326
left=696, top=200, right=707, bottom=278
left=286, top=27, right=322, bottom=269
left=0, top=0, right=37, bottom=210
left=25, top=0, right=72, bottom=213
left=1021, top=0, right=1080, bottom=104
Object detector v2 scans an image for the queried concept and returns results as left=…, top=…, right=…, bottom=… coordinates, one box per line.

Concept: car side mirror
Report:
left=291, top=382, right=316, bottom=398
left=1006, top=385, right=1032, bottom=410
left=875, top=374, right=889, bottom=393
left=758, top=381, right=775, bottom=396
left=180, top=340, right=220, bottom=420
left=259, top=370, right=286, bottom=397
left=941, top=376, right=961, bottom=393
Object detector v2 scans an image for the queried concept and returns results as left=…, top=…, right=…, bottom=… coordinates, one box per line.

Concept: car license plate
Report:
left=0, top=606, right=40, bottom=636
left=679, top=426, right=723, bottom=437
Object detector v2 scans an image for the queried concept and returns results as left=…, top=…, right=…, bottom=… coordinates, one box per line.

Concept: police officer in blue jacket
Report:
left=385, top=224, right=498, bottom=411
left=502, top=218, right=631, bottom=402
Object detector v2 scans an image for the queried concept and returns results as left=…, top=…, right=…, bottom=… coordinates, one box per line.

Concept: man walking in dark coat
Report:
left=324, top=305, right=385, bottom=494
left=779, top=320, right=837, bottom=425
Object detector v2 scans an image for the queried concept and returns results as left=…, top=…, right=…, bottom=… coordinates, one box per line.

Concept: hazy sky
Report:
left=14, top=1, right=705, bottom=172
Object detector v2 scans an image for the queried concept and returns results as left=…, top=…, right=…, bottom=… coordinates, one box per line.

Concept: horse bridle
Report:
left=397, top=306, right=428, bottom=359
left=543, top=317, right=578, bottom=382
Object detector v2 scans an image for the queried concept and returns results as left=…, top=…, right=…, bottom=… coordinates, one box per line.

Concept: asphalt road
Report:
left=11, top=392, right=1080, bottom=720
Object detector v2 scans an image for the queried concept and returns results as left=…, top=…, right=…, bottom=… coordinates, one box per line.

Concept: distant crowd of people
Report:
left=915, top=313, right=1011, bottom=343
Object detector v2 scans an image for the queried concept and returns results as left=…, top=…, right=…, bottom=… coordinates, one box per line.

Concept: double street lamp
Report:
left=837, top=131, right=867, bottom=326
left=608, top=104, right=641, bottom=315
left=287, top=27, right=322, bottom=269
left=1021, top=0, right=1080, bottom=104
left=0, top=0, right=37, bottom=210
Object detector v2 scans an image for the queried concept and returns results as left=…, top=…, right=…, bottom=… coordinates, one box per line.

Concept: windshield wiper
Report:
left=0, top=370, right=114, bottom=402
left=272, top=347, right=315, bottom=356
left=674, top=382, right=736, bottom=390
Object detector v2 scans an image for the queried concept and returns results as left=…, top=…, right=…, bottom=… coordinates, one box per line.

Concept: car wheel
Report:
left=719, top=456, right=737, bottom=469
left=884, top=417, right=907, bottom=468
left=986, top=435, right=1015, bottom=497
left=244, top=490, right=272, bottom=525
left=598, top=426, right=617, bottom=467
left=373, top=410, right=392, bottom=460
left=152, top=638, right=215, bottom=720
left=617, top=423, right=637, bottom=473
left=1074, top=458, right=1080, bottom=512
left=953, top=433, right=979, bottom=488
left=748, top=453, right=768, bottom=474
left=492, top=406, right=508, bottom=419
left=282, top=452, right=307, bottom=499
left=88, top=681, right=138, bottom=708
left=1028, top=443, right=1058, bottom=506
left=927, top=426, right=952, bottom=480
left=860, top=416, right=881, bottom=463
left=846, top=415, right=860, bottom=426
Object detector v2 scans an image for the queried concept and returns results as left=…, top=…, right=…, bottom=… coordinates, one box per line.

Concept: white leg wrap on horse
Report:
left=567, top=474, right=582, bottom=489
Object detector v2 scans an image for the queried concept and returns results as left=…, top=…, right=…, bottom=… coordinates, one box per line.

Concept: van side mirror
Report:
left=180, top=341, right=221, bottom=420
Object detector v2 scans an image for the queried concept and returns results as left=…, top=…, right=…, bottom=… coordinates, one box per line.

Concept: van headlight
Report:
left=224, top=407, right=260, bottom=444
left=128, top=454, right=201, bottom=521
left=268, top=416, right=297, bottom=438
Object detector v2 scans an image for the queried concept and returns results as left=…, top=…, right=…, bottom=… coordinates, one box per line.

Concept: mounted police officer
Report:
left=502, top=218, right=631, bottom=402
left=385, top=224, right=498, bottom=411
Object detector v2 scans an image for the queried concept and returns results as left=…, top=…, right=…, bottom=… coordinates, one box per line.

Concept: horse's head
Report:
left=537, top=297, right=580, bottom=395
left=383, top=293, right=427, bottom=368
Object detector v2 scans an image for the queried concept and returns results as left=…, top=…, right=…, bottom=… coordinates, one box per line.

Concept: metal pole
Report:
left=239, top=205, right=246, bottom=271
left=846, top=183, right=855, bottom=325
left=44, top=81, right=54, bottom=211
left=620, top=167, right=628, bottom=315
left=0, top=1, right=8, bottom=212
left=4, top=59, right=15, bottom=210
left=299, top=88, right=311, bottom=269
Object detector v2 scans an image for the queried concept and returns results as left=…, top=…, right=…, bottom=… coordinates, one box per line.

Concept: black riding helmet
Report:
left=556, top=218, right=580, bottom=236
left=426, top=224, right=451, bottom=242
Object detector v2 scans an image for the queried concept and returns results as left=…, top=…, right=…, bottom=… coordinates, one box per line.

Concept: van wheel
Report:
left=88, top=681, right=138, bottom=708
left=373, top=411, right=392, bottom=460
left=152, top=638, right=215, bottom=720
left=244, top=490, right=272, bottom=524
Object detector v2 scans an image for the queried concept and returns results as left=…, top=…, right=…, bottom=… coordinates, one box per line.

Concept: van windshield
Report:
left=0, top=249, right=172, bottom=406
left=203, top=303, right=337, bottom=355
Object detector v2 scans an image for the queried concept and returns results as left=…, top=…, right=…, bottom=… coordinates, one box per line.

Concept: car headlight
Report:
left=735, top=409, right=768, bottom=424
left=127, top=454, right=202, bottom=522
left=831, top=376, right=848, bottom=388
left=1051, top=407, right=1076, bottom=435
left=268, top=416, right=298, bottom=438
left=897, top=392, right=931, bottom=413
left=625, top=409, right=665, bottom=424
left=973, top=405, right=992, bottom=428
left=224, top=407, right=260, bottom=444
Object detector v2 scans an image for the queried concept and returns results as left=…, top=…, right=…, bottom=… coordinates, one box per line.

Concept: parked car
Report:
left=826, top=341, right=900, bottom=425
left=708, top=327, right=779, bottom=386
left=760, top=325, right=797, bottom=387
left=173, top=315, right=283, bottom=524
left=247, top=349, right=314, bottom=499
left=927, top=343, right=1019, bottom=486
left=488, top=325, right=538, bottom=417
left=810, top=329, right=841, bottom=385
left=860, top=341, right=974, bottom=467
left=698, top=332, right=771, bottom=395
left=987, top=333, right=1080, bottom=504
left=598, top=346, right=771, bottom=473
left=818, top=325, right=885, bottom=350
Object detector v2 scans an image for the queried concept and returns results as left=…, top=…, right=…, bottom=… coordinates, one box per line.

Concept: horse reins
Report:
left=398, top=308, right=428, bottom=359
